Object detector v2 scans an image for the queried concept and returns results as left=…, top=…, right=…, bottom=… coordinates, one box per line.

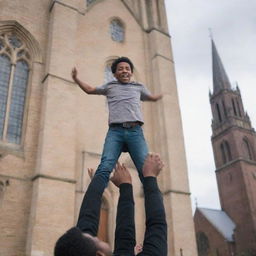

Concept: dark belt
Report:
left=109, top=121, right=142, bottom=129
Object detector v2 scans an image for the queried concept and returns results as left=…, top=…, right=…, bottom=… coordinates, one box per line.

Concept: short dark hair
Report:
left=111, top=57, right=134, bottom=73
left=54, top=227, right=97, bottom=256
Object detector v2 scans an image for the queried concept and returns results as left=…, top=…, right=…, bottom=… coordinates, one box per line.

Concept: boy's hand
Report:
left=71, top=67, right=77, bottom=80
left=142, top=153, right=164, bottom=177
left=155, top=93, right=163, bottom=100
left=111, top=162, right=132, bottom=187
left=148, top=93, right=163, bottom=102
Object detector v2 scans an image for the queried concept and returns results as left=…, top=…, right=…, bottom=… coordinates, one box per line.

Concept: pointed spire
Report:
left=211, top=39, right=232, bottom=94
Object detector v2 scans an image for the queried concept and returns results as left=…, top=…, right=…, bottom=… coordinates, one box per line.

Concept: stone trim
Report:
left=41, top=73, right=74, bottom=85
left=0, top=174, right=28, bottom=182
left=49, top=0, right=84, bottom=15
left=120, top=0, right=141, bottom=28
left=216, top=158, right=256, bottom=172
left=164, top=189, right=191, bottom=196
left=83, top=150, right=101, bottom=157
left=32, top=174, right=76, bottom=184
left=152, top=53, right=174, bottom=63
left=145, top=27, right=170, bottom=37
left=212, top=125, right=256, bottom=141
left=0, top=173, right=77, bottom=184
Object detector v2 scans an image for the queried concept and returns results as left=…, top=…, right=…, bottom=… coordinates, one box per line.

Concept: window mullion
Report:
left=2, top=64, right=15, bottom=141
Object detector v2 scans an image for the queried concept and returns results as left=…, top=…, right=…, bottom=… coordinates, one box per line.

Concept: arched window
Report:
left=0, top=33, right=30, bottom=145
left=224, top=141, right=232, bottom=161
left=220, top=143, right=226, bottom=164
left=216, top=103, right=222, bottom=122
left=236, top=98, right=242, bottom=117
left=104, top=64, right=115, bottom=83
left=110, top=19, right=125, bottom=42
left=222, top=100, right=227, bottom=118
left=232, top=98, right=237, bottom=116
left=243, top=138, right=254, bottom=160
left=196, top=232, right=210, bottom=256
left=220, top=140, right=232, bottom=164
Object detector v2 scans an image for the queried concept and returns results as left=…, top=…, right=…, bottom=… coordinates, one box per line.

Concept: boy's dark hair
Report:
left=111, top=57, right=134, bottom=73
left=54, top=227, right=97, bottom=256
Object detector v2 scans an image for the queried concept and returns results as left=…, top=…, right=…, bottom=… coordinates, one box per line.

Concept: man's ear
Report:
left=96, top=251, right=106, bottom=256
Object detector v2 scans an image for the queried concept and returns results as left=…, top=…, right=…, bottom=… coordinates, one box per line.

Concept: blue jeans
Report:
left=94, top=125, right=149, bottom=187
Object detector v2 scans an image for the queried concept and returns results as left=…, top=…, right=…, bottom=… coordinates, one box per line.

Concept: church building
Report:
left=194, top=40, right=256, bottom=256
left=0, top=0, right=198, bottom=255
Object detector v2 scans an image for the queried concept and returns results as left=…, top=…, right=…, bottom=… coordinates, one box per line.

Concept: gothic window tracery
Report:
left=110, top=19, right=125, bottom=43
left=0, top=33, right=30, bottom=145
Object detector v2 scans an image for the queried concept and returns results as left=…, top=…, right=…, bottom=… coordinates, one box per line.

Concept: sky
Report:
left=164, top=0, right=256, bottom=211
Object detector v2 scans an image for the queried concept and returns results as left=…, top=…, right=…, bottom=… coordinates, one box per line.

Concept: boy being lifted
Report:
left=72, top=57, right=162, bottom=186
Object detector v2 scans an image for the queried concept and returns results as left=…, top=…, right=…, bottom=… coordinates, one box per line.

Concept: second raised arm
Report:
left=71, top=67, right=97, bottom=94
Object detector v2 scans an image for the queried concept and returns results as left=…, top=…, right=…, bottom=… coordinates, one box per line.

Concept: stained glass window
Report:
left=0, top=33, right=30, bottom=145
left=110, top=19, right=124, bottom=42
left=8, top=35, right=22, bottom=49
left=7, top=61, right=29, bottom=144
left=0, top=55, right=11, bottom=138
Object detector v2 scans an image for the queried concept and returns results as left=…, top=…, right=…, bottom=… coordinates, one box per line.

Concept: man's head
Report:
left=54, top=227, right=112, bottom=256
left=111, top=57, right=134, bottom=84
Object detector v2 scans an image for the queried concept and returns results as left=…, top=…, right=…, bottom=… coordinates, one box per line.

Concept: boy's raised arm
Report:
left=71, top=67, right=97, bottom=94
left=147, top=93, right=163, bottom=102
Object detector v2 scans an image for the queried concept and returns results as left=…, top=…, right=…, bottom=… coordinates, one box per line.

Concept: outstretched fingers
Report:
left=111, top=162, right=132, bottom=187
left=142, top=153, right=164, bottom=177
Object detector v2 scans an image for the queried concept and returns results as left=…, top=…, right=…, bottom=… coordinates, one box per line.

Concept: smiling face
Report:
left=114, top=61, right=133, bottom=84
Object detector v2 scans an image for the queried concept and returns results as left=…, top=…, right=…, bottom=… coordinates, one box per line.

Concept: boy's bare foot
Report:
left=111, top=162, right=132, bottom=187
left=142, top=153, right=164, bottom=177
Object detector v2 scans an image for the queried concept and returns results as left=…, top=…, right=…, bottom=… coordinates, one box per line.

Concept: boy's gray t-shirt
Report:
left=93, top=81, right=152, bottom=125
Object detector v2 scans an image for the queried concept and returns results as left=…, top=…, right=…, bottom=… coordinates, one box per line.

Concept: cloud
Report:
left=165, top=0, right=256, bottom=211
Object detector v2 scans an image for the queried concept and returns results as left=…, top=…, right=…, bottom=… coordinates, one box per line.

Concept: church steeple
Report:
left=209, top=39, right=256, bottom=253
left=209, top=40, right=252, bottom=136
left=212, top=39, right=232, bottom=94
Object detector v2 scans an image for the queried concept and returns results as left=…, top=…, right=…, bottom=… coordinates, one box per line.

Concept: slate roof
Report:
left=212, top=39, right=232, bottom=94
left=198, top=207, right=236, bottom=242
